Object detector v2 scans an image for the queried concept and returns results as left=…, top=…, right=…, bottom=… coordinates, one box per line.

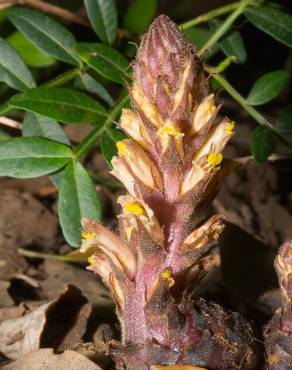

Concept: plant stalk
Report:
left=179, top=1, right=241, bottom=30
left=42, top=67, right=83, bottom=87
left=198, top=0, right=253, bottom=56
left=18, top=248, right=84, bottom=263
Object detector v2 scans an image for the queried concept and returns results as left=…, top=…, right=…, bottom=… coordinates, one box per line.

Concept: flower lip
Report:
left=81, top=219, right=136, bottom=280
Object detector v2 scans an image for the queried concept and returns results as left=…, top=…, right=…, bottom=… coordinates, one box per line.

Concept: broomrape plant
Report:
left=0, top=0, right=292, bottom=368
left=81, top=16, right=257, bottom=370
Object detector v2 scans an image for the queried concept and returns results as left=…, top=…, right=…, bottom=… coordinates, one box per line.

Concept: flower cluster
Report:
left=81, top=15, right=256, bottom=370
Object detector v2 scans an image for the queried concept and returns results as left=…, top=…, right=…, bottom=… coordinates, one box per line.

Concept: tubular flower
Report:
left=81, top=15, right=257, bottom=370
left=264, top=241, right=292, bottom=369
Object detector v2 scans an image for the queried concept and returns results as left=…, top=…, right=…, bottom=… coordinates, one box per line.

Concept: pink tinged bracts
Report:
left=81, top=14, right=258, bottom=370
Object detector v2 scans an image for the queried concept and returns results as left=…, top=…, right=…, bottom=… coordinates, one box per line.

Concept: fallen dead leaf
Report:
left=0, top=285, right=90, bottom=360
left=40, top=259, right=112, bottom=309
left=0, top=190, right=59, bottom=280
left=0, top=297, right=51, bottom=360
left=1, top=348, right=102, bottom=370
left=0, top=304, right=26, bottom=323
left=43, top=298, right=91, bottom=352
left=74, top=341, right=112, bottom=369
left=0, top=281, right=14, bottom=308
left=216, top=161, right=292, bottom=247
left=151, top=366, right=206, bottom=370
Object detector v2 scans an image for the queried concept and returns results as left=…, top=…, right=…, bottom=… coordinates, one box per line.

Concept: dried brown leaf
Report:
left=1, top=348, right=102, bottom=370
left=0, top=285, right=90, bottom=360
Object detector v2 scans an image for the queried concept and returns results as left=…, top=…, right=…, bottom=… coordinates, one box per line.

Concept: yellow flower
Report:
left=192, top=94, right=216, bottom=133
left=207, top=153, right=223, bottom=167
left=120, top=109, right=152, bottom=148
left=118, top=195, right=164, bottom=246
left=81, top=219, right=136, bottom=280
left=114, top=139, right=163, bottom=190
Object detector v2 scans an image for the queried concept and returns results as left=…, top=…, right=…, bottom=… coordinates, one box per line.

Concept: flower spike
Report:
left=81, top=15, right=257, bottom=370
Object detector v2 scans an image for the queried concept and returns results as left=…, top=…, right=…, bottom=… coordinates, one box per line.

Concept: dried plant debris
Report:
left=39, top=259, right=113, bottom=308
left=0, top=281, right=14, bottom=308
left=264, top=241, right=292, bottom=370
left=0, top=285, right=90, bottom=361
left=216, top=161, right=292, bottom=247
left=81, top=15, right=257, bottom=369
left=0, top=190, right=58, bottom=280
left=1, top=348, right=102, bottom=370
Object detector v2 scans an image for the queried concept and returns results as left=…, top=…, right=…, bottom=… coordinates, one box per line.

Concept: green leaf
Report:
left=123, top=0, right=157, bottom=34
left=23, top=112, right=70, bottom=146
left=58, top=161, right=101, bottom=247
left=22, top=112, right=70, bottom=187
left=247, top=70, right=290, bottom=106
left=74, top=72, right=114, bottom=107
left=7, top=31, right=56, bottom=68
left=250, top=126, right=276, bottom=163
left=0, top=129, right=11, bottom=141
left=84, top=0, right=117, bottom=45
left=0, top=9, right=8, bottom=23
left=277, top=104, right=292, bottom=133
left=184, top=27, right=219, bottom=58
left=219, top=30, right=247, bottom=64
left=209, top=20, right=246, bottom=64
left=100, top=126, right=126, bottom=167
left=10, top=87, right=107, bottom=124
left=77, top=43, right=130, bottom=84
left=8, top=8, right=81, bottom=66
left=0, top=37, right=36, bottom=91
left=0, top=137, right=72, bottom=178
left=245, top=5, right=292, bottom=48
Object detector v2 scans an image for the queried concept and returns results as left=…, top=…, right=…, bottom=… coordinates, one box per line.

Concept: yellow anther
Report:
left=116, top=141, right=127, bottom=156
left=81, top=232, right=94, bottom=240
left=161, top=269, right=172, bottom=279
left=88, top=255, right=96, bottom=265
left=159, top=126, right=180, bottom=137
left=225, top=121, right=235, bottom=132
left=207, top=153, right=223, bottom=166
left=124, top=202, right=144, bottom=216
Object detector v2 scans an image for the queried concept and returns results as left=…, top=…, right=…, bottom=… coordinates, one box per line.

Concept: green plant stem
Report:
left=213, top=73, right=292, bottom=150
left=198, top=0, right=253, bottom=56
left=18, top=248, right=83, bottom=263
left=75, top=94, right=130, bottom=159
left=180, top=1, right=241, bottom=30
left=42, top=67, right=82, bottom=87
